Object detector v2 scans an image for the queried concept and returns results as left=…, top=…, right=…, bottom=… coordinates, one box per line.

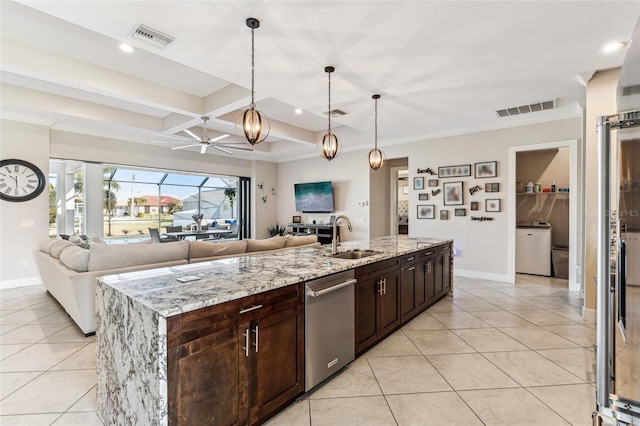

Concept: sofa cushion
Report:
left=39, top=238, right=58, bottom=254
left=284, top=234, right=318, bottom=247
left=88, top=240, right=190, bottom=271
left=189, top=240, right=248, bottom=260
left=59, top=245, right=90, bottom=272
left=50, top=240, right=74, bottom=258
left=246, top=236, right=287, bottom=253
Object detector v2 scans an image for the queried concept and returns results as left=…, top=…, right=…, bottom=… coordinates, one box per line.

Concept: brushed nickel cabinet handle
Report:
left=405, top=256, right=415, bottom=262
left=253, top=325, right=259, bottom=353
left=407, top=266, right=416, bottom=271
left=243, top=328, right=250, bottom=357
left=239, top=304, right=263, bottom=314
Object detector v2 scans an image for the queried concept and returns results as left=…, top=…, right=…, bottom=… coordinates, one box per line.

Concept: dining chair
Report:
left=148, top=227, right=172, bottom=243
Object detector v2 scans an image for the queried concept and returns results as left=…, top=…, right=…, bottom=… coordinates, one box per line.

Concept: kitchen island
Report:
left=96, top=235, right=452, bottom=425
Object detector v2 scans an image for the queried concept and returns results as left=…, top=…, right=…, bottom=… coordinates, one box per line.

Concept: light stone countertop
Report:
left=97, top=235, right=452, bottom=318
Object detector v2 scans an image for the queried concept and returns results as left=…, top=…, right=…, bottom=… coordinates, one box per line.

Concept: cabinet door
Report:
left=249, top=304, right=304, bottom=424
left=424, top=256, right=437, bottom=305
left=355, top=275, right=380, bottom=355
left=441, top=248, right=451, bottom=296
left=380, top=269, right=400, bottom=337
left=434, top=254, right=444, bottom=297
left=168, top=322, right=247, bottom=426
left=400, top=264, right=418, bottom=322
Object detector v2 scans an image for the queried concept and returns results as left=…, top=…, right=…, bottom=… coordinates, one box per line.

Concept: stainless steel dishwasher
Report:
left=305, top=269, right=356, bottom=391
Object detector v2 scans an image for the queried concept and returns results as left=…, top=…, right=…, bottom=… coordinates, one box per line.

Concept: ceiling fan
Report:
left=150, top=117, right=253, bottom=155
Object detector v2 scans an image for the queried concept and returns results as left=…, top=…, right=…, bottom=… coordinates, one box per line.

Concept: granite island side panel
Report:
left=95, top=235, right=452, bottom=424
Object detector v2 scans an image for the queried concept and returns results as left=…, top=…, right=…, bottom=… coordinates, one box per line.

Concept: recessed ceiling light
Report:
left=294, top=108, right=303, bottom=115
left=602, top=41, right=626, bottom=53
left=119, top=43, right=134, bottom=53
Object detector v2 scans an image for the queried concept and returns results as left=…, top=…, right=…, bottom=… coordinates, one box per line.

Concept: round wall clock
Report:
left=0, top=159, right=46, bottom=202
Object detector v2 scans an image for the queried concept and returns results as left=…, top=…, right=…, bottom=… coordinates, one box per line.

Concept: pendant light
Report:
left=319, top=66, right=340, bottom=160
left=236, top=18, right=270, bottom=145
left=368, top=94, right=385, bottom=170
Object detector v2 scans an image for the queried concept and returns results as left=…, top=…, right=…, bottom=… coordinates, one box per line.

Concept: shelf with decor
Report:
left=516, top=192, right=569, bottom=196
left=288, top=223, right=339, bottom=245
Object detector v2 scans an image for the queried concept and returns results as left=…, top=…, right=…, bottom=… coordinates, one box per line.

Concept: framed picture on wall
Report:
left=474, top=161, right=497, bottom=178
left=455, top=208, right=466, bottom=217
left=440, top=210, right=449, bottom=220
left=417, top=205, right=435, bottom=219
left=485, top=182, right=500, bottom=192
left=418, top=193, right=429, bottom=200
left=428, top=179, right=439, bottom=187
left=470, top=201, right=480, bottom=211
left=486, top=199, right=501, bottom=212
left=292, top=215, right=302, bottom=223
left=443, top=181, right=464, bottom=205
left=438, top=164, right=471, bottom=178
left=414, top=177, right=424, bottom=190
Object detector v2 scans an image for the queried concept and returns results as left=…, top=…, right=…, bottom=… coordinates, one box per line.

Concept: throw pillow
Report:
left=59, top=245, right=90, bottom=272
left=50, top=240, right=74, bottom=258
left=39, top=238, right=58, bottom=254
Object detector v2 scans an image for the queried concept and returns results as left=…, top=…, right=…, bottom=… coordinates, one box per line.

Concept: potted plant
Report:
left=266, top=223, right=287, bottom=237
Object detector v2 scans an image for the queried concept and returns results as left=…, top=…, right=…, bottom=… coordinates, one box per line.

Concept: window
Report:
left=103, top=166, right=244, bottom=242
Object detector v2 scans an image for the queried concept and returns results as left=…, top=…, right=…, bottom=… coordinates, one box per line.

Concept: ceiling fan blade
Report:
left=213, top=145, right=233, bottom=155
left=171, top=143, right=200, bottom=150
left=151, top=133, right=193, bottom=142
left=200, top=144, right=207, bottom=154
left=218, top=144, right=254, bottom=151
left=183, top=129, right=202, bottom=142
left=209, top=134, right=231, bottom=143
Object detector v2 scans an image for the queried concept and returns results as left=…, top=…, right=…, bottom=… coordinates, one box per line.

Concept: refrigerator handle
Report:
left=618, top=240, right=627, bottom=343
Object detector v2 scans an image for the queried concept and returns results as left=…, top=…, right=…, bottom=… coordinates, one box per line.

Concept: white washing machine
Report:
left=516, top=223, right=551, bottom=276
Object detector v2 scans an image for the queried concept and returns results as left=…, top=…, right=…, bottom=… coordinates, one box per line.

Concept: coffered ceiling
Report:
left=1, top=1, right=639, bottom=162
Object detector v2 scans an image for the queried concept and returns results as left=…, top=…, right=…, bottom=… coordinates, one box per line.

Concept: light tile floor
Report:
left=0, top=274, right=595, bottom=425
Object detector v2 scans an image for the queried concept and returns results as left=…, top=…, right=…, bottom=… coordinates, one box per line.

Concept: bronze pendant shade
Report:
left=236, top=18, right=270, bottom=145
left=368, top=94, right=385, bottom=170
left=319, top=66, right=340, bottom=160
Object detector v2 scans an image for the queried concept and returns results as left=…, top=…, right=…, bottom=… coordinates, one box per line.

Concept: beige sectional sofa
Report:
left=34, top=235, right=319, bottom=335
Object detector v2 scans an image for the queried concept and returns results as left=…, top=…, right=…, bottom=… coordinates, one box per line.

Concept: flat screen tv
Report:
left=294, top=181, right=334, bottom=213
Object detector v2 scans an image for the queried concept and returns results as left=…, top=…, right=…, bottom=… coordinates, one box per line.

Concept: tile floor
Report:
left=0, top=274, right=596, bottom=425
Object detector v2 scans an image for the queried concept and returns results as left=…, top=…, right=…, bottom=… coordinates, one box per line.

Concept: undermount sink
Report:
left=330, top=249, right=382, bottom=259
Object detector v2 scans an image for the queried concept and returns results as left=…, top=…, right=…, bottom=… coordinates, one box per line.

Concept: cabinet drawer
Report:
left=356, top=257, right=399, bottom=279
left=168, top=284, right=302, bottom=348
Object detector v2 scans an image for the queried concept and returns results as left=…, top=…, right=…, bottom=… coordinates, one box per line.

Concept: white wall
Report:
left=0, top=119, right=50, bottom=287
left=277, top=118, right=580, bottom=281
left=252, top=160, right=278, bottom=239
left=277, top=150, right=371, bottom=242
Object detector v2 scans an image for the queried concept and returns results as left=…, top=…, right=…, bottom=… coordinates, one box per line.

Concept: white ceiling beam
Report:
left=1, top=84, right=161, bottom=131
left=216, top=112, right=316, bottom=145
left=1, top=38, right=202, bottom=116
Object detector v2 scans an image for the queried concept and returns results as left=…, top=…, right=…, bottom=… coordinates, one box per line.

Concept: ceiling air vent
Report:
left=129, top=23, right=175, bottom=49
left=495, top=100, right=555, bottom=118
left=324, top=109, right=347, bottom=118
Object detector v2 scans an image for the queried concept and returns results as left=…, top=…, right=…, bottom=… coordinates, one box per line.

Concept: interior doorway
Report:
left=389, top=163, right=409, bottom=236
left=508, top=140, right=581, bottom=293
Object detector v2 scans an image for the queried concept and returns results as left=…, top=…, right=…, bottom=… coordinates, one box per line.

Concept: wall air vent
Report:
left=129, top=23, right=175, bottom=49
left=495, top=100, right=555, bottom=118
left=324, top=109, right=347, bottom=118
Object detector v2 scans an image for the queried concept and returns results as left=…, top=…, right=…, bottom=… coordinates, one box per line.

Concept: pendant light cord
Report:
left=374, top=97, right=378, bottom=149
left=250, top=26, right=256, bottom=109
left=327, top=71, right=332, bottom=133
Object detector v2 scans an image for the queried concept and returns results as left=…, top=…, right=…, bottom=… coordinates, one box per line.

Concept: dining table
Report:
left=164, top=229, right=232, bottom=241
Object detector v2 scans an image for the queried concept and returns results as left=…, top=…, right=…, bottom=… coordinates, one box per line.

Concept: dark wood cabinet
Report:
left=355, top=258, right=400, bottom=356
left=400, top=255, right=420, bottom=322
left=356, top=243, right=452, bottom=356
left=167, top=284, right=304, bottom=426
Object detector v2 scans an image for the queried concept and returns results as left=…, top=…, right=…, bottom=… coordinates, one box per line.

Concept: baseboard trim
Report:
left=454, top=268, right=511, bottom=283
left=582, top=307, right=596, bottom=322
left=0, top=276, right=43, bottom=290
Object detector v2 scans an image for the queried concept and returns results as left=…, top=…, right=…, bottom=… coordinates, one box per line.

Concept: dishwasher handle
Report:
left=306, top=278, right=357, bottom=297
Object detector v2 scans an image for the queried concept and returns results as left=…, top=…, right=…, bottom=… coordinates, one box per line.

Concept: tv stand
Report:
left=288, top=223, right=338, bottom=245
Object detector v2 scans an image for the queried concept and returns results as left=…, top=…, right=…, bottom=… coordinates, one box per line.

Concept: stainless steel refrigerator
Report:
left=595, top=17, right=640, bottom=426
